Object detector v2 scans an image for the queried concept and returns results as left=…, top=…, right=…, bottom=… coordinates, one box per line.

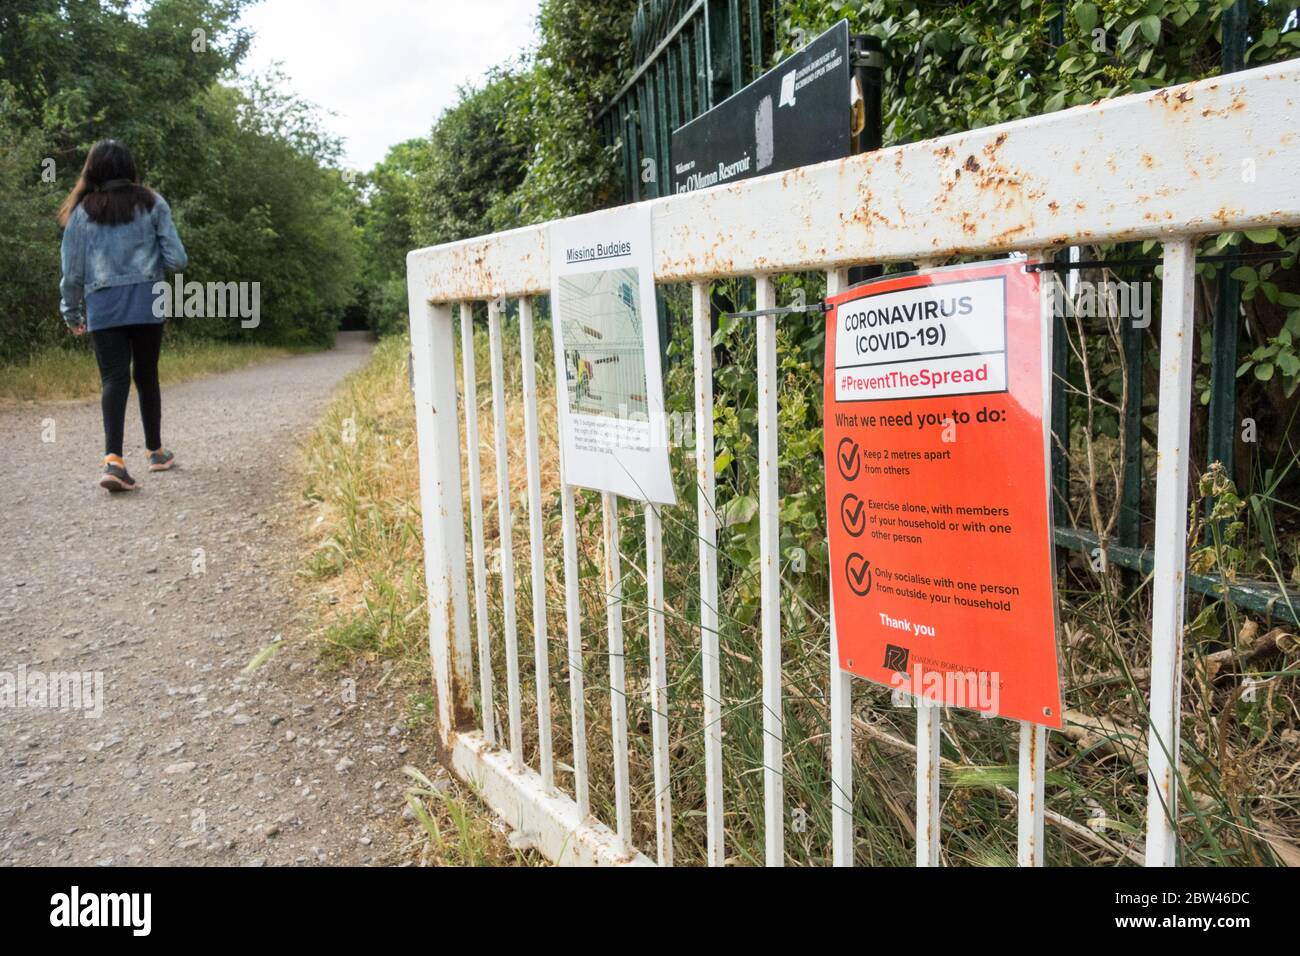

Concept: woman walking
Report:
left=58, top=139, right=187, bottom=492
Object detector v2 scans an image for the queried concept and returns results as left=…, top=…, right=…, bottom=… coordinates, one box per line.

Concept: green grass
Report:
left=0, top=335, right=295, bottom=404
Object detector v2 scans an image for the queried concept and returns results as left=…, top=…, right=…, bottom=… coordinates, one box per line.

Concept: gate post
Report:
left=1145, top=239, right=1197, bottom=866
left=408, top=290, right=475, bottom=743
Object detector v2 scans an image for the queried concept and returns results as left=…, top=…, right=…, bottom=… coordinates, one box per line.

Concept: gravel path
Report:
left=0, top=332, right=442, bottom=866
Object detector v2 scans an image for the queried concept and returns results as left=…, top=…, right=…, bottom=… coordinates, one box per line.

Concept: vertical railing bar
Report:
left=666, top=43, right=681, bottom=135
left=1051, top=250, right=1071, bottom=566
left=1208, top=2, right=1247, bottom=484
left=649, top=65, right=661, bottom=198
left=554, top=285, right=591, bottom=815
left=727, top=0, right=743, bottom=93
left=755, top=273, right=784, bottom=867
left=679, top=31, right=694, bottom=119
left=409, top=298, right=474, bottom=740
left=915, top=698, right=941, bottom=866
left=630, top=93, right=643, bottom=204
left=912, top=257, right=942, bottom=869
left=826, top=268, right=854, bottom=867
left=1017, top=722, right=1047, bottom=866
left=518, top=296, right=554, bottom=791
left=695, top=16, right=710, bottom=112
left=692, top=279, right=725, bottom=866
left=460, top=302, right=496, bottom=744
left=1119, top=320, right=1145, bottom=550
left=622, top=102, right=638, bottom=205
left=488, top=297, right=524, bottom=766
left=640, top=78, right=659, bottom=199
left=560, top=481, right=590, bottom=817
left=602, top=491, right=633, bottom=854
left=1145, top=237, right=1197, bottom=867
left=655, top=62, right=671, bottom=200
left=645, top=503, right=673, bottom=866
left=1017, top=247, right=1055, bottom=867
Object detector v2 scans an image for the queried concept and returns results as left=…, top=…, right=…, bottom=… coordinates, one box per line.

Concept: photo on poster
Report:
left=549, top=204, right=675, bottom=505
left=558, top=267, right=649, bottom=421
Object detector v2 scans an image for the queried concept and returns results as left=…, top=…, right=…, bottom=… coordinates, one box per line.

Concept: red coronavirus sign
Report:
left=824, top=259, right=1062, bottom=728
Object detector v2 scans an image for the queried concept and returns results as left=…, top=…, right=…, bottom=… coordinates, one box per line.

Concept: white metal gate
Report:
left=406, top=62, right=1300, bottom=866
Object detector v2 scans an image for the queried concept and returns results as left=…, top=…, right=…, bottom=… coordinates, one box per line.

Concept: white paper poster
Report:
left=549, top=204, right=676, bottom=505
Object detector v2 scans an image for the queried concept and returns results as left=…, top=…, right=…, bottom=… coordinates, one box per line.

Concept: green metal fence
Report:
left=1044, top=2, right=1295, bottom=624
left=599, top=0, right=782, bottom=203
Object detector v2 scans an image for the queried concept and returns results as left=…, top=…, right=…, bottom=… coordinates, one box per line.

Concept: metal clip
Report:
left=725, top=302, right=832, bottom=319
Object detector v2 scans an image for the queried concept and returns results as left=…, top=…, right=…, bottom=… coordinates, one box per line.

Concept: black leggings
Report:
left=90, top=323, right=164, bottom=458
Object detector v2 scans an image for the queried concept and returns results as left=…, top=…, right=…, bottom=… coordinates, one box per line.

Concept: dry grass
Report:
left=0, top=335, right=293, bottom=405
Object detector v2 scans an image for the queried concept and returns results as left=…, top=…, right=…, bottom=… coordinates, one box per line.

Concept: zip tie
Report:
left=725, top=302, right=833, bottom=319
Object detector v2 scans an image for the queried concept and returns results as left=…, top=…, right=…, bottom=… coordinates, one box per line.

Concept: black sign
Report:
left=670, top=20, right=851, bottom=195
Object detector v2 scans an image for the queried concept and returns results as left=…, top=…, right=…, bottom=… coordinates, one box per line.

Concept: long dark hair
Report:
left=57, top=139, right=157, bottom=227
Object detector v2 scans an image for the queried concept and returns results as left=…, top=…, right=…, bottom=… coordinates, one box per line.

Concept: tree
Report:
left=413, top=69, right=533, bottom=247
left=0, top=84, right=62, bottom=362
left=506, top=0, right=638, bottom=222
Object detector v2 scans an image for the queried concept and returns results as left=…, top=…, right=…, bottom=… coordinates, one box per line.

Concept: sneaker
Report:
left=147, top=449, right=176, bottom=472
left=99, top=457, right=139, bottom=493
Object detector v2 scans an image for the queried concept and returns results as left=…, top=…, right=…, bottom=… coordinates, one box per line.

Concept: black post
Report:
left=1118, top=319, right=1145, bottom=549
left=847, top=34, right=883, bottom=288
left=706, top=0, right=737, bottom=105
left=1048, top=3, right=1065, bottom=48
left=1048, top=4, right=1070, bottom=567
left=1207, top=1, right=1249, bottom=484
left=851, top=34, right=882, bottom=153
left=1051, top=252, right=1072, bottom=537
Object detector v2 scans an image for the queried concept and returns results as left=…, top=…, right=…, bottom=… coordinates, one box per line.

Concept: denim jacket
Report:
left=59, top=194, right=188, bottom=327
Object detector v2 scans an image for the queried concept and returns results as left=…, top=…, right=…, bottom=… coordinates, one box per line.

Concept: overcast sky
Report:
left=237, top=0, right=542, bottom=171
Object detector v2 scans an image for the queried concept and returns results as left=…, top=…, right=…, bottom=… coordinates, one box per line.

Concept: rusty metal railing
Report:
left=407, top=62, right=1300, bottom=866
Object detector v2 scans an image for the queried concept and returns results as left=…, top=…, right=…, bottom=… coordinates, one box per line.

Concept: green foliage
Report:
left=408, top=0, right=635, bottom=243
left=361, top=139, right=429, bottom=282
left=342, top=137, right=432, bottom=337
left=1190, top=462, right=1248, bottom=577
left=168, top=75, right=360, bottom=347
left=506, top=0, right=635, bottom=223
left=353, top=0, right=637, bottom=336
left=0, top=85, right=62, bottom=363
left=0, top=0, right=251, bottom=179
left=413, top=69, right=533, bottom=247
left=779, top=1, right=1298, bottom=143
left=1232, top=255, right=1300, bottom=398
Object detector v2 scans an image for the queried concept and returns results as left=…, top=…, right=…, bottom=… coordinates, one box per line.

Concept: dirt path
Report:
left=0, top=331, right=441, bottom=866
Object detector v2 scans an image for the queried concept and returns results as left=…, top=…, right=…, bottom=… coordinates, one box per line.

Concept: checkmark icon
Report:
left=836, top=437, right=860, bottom=481
left=841, top=494, right=866, bottom=537
left=845, top=553, right=872, bottom=596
